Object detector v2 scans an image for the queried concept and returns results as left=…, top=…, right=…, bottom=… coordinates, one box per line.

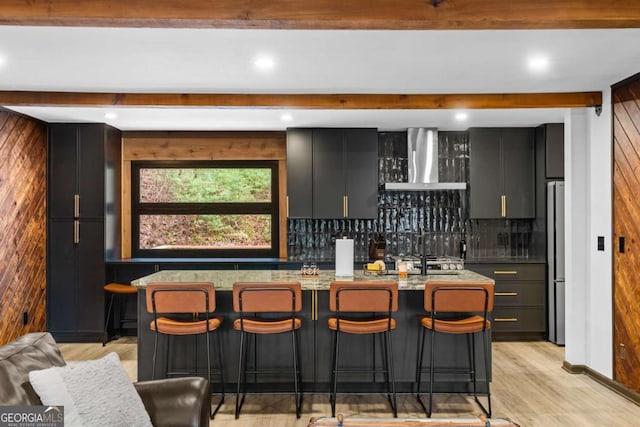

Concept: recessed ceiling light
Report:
left=455, top=112, right=468, bottom=121
left=527, top=55, right=550, bottom=72
left=104, top=112, right=117, bottom=120
left=254, top=55, right=275, bottom=71
left=280, top=113, right=293, bottom=122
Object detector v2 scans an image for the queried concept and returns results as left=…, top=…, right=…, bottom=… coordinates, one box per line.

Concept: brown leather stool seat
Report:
left=146, top=282, right=225, bottom=419
left=102, top=283, right=138, bottom=346
left=233, top=281, right=303, bottom=419
left=328, top=281, right=398, bottom=418
left=415, top=281, right=495, bottom=418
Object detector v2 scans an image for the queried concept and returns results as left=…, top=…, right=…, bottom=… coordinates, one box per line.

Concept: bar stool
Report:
left=415, top=280, right=495, bottom=417
left=146, top=282, right=225, bottom=418
left=102, top=283, right=138, bottom=346
left=328, top=281, right=398, bottom=418
left=233, top=281, right=303, bottom=419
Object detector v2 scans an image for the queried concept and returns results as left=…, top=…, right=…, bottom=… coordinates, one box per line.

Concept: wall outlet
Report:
left=22, top=312, right=28, bottom=325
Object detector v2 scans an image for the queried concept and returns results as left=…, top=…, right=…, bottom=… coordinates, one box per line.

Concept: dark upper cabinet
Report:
left=49, top=124, right=121, bottom=221
left=537, top=123, right=564, bottom=179
left=344, top=129, right=379, bottom=218
left=286, top=128, right=378, bottom=219
left=469, top=128, right=503, bottom=218
left=312, top=129, right=346, bottom=218
left=47, top=123, right=121, bottom=341
left=286, top=129, right=313, bottom=218
left=469, top=128, right=535, bottom=219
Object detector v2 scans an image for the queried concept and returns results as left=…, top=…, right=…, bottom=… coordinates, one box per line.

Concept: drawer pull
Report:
left=494, top=317, right=518, bottom=322
left=495, top=292, right=518, bottom=296
left=494, top=270, right=517, bottom=275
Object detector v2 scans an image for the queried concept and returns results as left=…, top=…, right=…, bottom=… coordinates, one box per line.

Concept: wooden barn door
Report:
left=613, top=73, right=640, bottom=392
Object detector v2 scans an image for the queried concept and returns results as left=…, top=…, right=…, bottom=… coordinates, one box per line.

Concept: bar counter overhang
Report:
left=132, top=269, right=494, bottom=394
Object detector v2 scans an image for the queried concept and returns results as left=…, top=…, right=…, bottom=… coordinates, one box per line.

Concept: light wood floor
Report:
left=60, top=339, right=640, bottom=426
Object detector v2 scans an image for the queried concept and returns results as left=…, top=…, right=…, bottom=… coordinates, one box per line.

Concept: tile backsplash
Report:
left=287, top=131, right=543, bottom=262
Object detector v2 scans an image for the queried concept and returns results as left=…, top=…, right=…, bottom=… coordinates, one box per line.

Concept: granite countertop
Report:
left=131, top=269, right=493, bottom=291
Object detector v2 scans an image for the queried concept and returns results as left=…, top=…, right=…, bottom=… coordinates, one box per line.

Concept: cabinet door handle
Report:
left=344, top=196, right=348, bottom=217
left=501, top=195, right=506, bottom=217
left=311, top=290, right=318, bottom=321
left=73, top=220, right=80, bottom=244
left=74, top=194, right=80, bottom=218
left=494, top=270, right=518, bottom=275
left=495, top=292, right=518, bottom=296
left=286, top=196, right=289, bottom=217
left=494, top=317, right=518, bottom=322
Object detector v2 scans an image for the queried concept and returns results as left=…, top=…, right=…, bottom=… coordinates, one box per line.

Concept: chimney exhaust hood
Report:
left=384, top=128, right=466, bottom=191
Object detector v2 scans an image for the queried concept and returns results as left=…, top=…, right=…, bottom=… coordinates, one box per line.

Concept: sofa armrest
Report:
left=134, top=377, right=211, bottom=427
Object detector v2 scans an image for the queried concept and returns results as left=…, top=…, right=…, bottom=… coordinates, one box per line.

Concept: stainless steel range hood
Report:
left=384, top=128, right=466, bottom=191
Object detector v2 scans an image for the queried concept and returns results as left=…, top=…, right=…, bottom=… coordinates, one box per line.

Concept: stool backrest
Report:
left=146, top=282, right=216, bottom=314
left=329, top=281, right=398, bottom=313
left=233, top=282, right=302, bottom=313
left=424, top=281, right=494, bottom=313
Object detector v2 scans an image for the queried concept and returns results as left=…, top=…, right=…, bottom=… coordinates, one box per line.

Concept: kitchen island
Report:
left=132, top=269, right=493, bottom=393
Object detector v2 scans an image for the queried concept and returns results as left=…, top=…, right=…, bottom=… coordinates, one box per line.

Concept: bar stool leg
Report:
left=385, top=330, right=398, bottom=418
left=291, top=328, right=301, bottom=419
left=415, top=327, right=428, bottom=414
left=428, top=327, right=436, bottom=417
left=381, top=332, right=391, bottom=404
left=211, top=328, right=225, bottom=418
left=151, top=330, right=159, bottom=380
left=330, top=329, right=340, bottom=417
left=235, top=331, right=246, bottom=419
left=295, top=329, right=303, bottom=414
left=467, top=333, right=476, bottom=397
left=473, top=329, right=492, bottom=417
left=102, top=293, right=115, bottom=346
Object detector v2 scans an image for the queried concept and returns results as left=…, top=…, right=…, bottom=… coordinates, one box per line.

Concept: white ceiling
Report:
left=1, top=26, right=639, bottom=130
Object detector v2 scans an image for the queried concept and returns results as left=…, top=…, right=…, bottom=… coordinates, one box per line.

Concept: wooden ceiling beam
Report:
left=0, top=91, right=602, bottom=109
left=1, top=0, right=640, bottom=30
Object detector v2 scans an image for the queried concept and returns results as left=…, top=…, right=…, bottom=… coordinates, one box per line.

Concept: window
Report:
left=132, top=160, right=278, bottom=257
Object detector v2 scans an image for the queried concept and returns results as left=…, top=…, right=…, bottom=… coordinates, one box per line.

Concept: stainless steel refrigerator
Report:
left=547, top=181, right=565, bottom=345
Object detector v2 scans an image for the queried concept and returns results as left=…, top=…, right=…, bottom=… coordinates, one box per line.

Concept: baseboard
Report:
left=562, top=360, right=640, bottom=405
left=49, top=330, right=103, bottom=343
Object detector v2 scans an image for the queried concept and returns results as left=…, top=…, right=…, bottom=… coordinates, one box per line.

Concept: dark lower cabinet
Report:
left=466, top=262, right=546, bottom=340
left=47, top=123, right=121, bottom=342
left=49, top=220, right=106, bottom=341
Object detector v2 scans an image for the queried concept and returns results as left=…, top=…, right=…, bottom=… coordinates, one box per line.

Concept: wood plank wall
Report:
left=121, top=131, right=287, bottom=259
left=0, top=109, right=47, bottom=345
left=613, top=74, right=640, bottom=393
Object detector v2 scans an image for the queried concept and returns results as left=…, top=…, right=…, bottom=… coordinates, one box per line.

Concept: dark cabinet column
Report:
left=47, top=123, right=121, bottom=342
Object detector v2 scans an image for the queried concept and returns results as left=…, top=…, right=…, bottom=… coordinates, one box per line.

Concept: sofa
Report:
left=0, top=332, right=211, bottom=427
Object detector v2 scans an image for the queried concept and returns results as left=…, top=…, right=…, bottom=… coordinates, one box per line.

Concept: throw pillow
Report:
left=29, top=352, right=152, bottom=427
